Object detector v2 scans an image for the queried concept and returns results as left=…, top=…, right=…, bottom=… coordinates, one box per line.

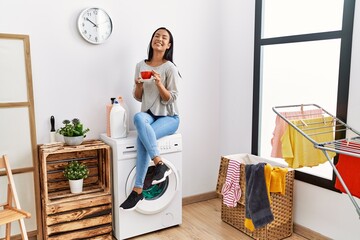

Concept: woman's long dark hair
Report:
left=146, top=27, right=181, bottom=77
left=147, top=27, right=174, bottom=63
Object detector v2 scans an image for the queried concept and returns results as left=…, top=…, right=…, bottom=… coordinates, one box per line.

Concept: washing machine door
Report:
left=125, top=158, right=179, bottom=215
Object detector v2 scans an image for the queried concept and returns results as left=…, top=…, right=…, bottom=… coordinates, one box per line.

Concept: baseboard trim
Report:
left=182, top=191, right=218, bottom=205
left=294, top=223, right=331, bottom=240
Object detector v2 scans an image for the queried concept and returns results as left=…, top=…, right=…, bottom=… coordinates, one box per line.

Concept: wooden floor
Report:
left=128, top=198, right=308, bottom=240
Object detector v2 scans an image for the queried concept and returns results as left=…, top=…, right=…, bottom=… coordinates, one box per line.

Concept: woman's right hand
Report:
left=134, top=77, right=144, bottom=100
left=135, top=77, right=143, bottom=85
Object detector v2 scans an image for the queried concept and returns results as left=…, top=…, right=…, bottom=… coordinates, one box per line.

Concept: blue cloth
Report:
left=133, top=111, right=179, bottom=188
left=245, top=163, right=274, bottom=228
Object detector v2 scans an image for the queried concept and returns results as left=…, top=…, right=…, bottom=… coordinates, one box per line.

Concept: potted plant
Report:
left=57, top=118, right=90, bottom=145
left=64, top=160, right=89, bottom=193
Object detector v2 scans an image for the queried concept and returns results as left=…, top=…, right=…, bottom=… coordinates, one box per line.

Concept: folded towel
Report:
left=245, top=163, right=274, bottom=231
left=222, top=159, right=241, bottom=207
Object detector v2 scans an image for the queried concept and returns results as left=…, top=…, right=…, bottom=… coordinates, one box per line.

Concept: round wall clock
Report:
left=77, top=7, right=113, bottom=44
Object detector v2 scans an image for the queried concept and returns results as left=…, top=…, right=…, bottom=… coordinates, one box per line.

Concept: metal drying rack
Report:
left=272, top=103, right=360, bottom=218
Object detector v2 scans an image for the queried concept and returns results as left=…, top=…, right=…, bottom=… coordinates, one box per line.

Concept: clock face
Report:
left=77, top=8, right=113, bottom=44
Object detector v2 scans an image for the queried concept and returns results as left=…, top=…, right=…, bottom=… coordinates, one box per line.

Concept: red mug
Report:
left=141, top=71, right=152, bottom=79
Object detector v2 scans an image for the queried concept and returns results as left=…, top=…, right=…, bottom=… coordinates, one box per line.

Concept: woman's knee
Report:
left=133, top=112, right=148, bottom=127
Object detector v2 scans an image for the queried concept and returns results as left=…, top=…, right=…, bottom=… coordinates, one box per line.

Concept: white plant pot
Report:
left=69, top=179, right=84, bottom=193
left=64, top=136, right=84, bottom=146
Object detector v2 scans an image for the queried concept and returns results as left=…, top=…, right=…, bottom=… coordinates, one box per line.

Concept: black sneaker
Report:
left=120, top=191, right=144, bottom=211
left=152, top=162, right=172, bottom=185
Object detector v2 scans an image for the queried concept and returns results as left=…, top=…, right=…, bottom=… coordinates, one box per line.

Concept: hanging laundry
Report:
left=222, top=159, right=242, bottom=207
left=244, top=163, right=274, bottom=231
left=281, top=116, right=336, bottom=168
left=271, top=109, right=323, bottom=158
left=335, top=141, right=360, bottom=199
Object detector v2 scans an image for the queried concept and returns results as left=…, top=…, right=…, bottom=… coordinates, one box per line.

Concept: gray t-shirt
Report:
left=133, top=60, right=180, bottom=116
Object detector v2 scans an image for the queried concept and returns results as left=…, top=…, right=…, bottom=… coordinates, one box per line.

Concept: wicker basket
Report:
left=216, top=155, right=294, bottom=240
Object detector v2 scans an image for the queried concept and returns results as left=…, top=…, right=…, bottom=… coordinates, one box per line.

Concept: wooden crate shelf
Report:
left=38, top=140, right=112, bottom=239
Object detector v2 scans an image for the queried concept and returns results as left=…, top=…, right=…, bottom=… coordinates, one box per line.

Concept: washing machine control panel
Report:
left=157, top=137, right=182, bottom=154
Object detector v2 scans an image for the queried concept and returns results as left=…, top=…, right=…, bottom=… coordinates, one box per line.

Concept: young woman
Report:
left=120, top=27, right=181, bottom=210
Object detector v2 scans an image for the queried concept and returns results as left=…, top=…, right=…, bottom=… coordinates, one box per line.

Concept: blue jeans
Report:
left=133, top=111, right=180, bottom=188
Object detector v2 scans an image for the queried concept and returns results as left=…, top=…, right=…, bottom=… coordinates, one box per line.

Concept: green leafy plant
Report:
left=57, top=118, right=90, bottom=137
left=63, top=161, right=89, bottom=180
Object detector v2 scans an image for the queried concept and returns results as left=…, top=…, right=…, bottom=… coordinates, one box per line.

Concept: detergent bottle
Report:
left=110, top=99, right=127, bottom=138
left=118, top=96, right=129, bottom=137
left=106, top=97, right=116, bottom=137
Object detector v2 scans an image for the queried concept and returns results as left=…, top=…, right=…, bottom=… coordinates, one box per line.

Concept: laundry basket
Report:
left=216, top=154, right=294, bottom=240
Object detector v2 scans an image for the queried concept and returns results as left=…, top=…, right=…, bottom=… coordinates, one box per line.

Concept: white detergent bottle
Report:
left=118, top=96, right=129, bottom=137
left=110, top=99, right=127, bottom=138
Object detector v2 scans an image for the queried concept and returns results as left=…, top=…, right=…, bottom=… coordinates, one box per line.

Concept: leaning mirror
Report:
left=0, top=33, right=41, bottom=238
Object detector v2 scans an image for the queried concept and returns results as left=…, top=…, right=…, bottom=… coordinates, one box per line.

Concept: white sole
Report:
left=152, top=169, right=172, bottom=185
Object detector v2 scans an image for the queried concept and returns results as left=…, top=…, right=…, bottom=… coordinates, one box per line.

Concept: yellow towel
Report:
left=281, top=117, right=336, bottom=168
left=270, top=167, right=288, bottom=195
left=265, top=163, right=272, bottom=201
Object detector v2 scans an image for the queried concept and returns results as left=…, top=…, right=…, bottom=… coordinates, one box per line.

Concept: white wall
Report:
left=220, top=0, right=360, bottom=239
left=219, top=0, right=254, bottom=155
left=1, top=0, right=359, bottom=239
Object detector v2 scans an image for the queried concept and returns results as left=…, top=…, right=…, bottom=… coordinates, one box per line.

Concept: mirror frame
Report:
left=0, top=33, right=41, bottom=238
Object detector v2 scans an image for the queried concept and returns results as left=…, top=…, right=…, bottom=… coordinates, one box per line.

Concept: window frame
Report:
left=251, top=0, right=356, bottom=191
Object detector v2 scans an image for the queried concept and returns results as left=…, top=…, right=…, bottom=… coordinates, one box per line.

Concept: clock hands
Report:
left=97, top=20, right=110, bottom=26
left=86, top=17, right=98, bottom=27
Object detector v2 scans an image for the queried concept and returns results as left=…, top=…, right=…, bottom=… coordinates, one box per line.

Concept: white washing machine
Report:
left=100, top=131, right=182, bottom=240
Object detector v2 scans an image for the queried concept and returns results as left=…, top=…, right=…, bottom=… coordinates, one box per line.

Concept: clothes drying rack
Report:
left=272, top=103, right=360, bottom=219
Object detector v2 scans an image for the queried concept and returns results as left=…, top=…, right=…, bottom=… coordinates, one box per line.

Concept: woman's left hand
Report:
left=152, top=70, right=170, bottom=101
left=152, top=70, right=161, bottom=85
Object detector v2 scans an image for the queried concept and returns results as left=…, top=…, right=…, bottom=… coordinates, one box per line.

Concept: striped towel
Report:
left=222, top=159, right=241, bottom=207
